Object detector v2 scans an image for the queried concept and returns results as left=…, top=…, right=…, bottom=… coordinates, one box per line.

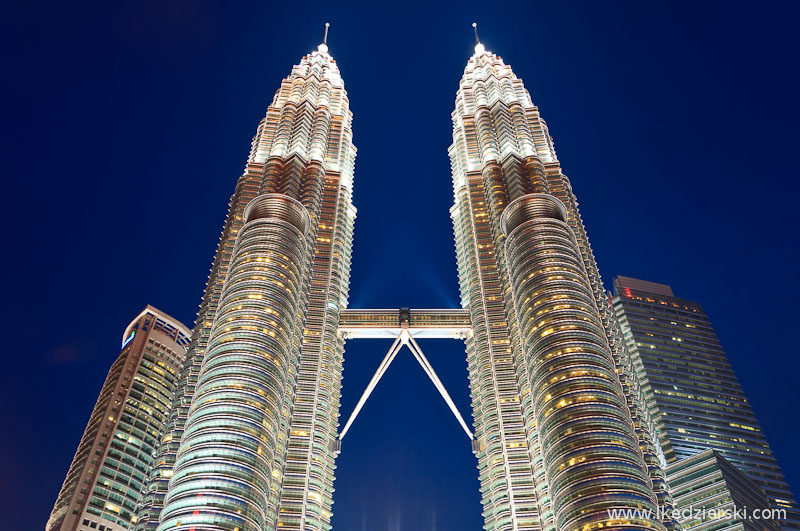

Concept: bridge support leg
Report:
left=339, top=334, right=404, bottom=440
left=406, top=334, right=474, bottom=440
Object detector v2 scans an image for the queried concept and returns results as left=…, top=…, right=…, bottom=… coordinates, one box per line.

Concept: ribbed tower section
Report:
left=449, top=44, right=673, bottom=531
left=139, top=42, right=356, bottom=531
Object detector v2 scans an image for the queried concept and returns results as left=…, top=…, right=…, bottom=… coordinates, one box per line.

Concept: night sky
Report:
left=2, top=1, right=798, bottom=529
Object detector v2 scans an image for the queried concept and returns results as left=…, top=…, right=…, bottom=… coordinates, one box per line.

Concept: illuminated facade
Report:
left=666, top=450, right=781, bottom=531
left=46, top=306, right=190, bottom=531
left=116, top=31, right=725, bottom=531
left=611, top=276, right=800, bottom=530
left=138, top=35, right=356, bottom=531
left=447, top=39, right=678, bottom=531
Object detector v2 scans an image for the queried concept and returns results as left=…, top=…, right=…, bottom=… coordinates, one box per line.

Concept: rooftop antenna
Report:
left=318, top=22, right=330, bottom=53
left=472, top=22, right=485, bottom=54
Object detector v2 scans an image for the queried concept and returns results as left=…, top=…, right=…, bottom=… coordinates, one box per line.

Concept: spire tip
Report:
left=318, top=23, right=330, bottom=53
left=472, top=22, right=485, bottom=54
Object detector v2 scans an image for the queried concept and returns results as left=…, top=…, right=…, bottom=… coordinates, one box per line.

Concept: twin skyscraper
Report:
left=47, top=29, right=799, bottom=531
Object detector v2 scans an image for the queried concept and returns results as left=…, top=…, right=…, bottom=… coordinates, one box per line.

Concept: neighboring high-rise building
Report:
left=611, top=275, right=800, bottom=530
left=666, top=450, right=780, bottom=531
left=447, top=37, right=673, bottom=531
left=140, top=34, right=356, bottom=531
left=46, top=306, right=190, bottom=531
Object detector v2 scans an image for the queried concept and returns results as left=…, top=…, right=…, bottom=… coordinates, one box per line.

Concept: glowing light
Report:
left=121, top=330, right=135, bottom=348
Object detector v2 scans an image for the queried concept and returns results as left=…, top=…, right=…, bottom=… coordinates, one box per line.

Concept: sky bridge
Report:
left=335, top=307, right=477, bottom=449
left=338, top=307, right=472, bottom=339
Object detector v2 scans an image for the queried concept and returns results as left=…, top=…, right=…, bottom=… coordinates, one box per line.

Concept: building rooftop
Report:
left=614, top=275, right=675, bottom=297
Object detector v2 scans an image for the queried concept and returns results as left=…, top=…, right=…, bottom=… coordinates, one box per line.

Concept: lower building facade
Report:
left=667, top=450, right=781, bottom=531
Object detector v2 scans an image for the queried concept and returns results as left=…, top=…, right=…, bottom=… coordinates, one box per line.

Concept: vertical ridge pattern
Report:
left=450, top=47, right=674, bottom=531
left=137, top=45, right=356, bottom=531
left=159, top=195, right=312, bottom=531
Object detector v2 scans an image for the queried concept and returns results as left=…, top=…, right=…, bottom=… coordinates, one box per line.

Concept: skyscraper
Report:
left=611, top=275, right=800, bottom=530
left=46, top=306, right=190, bottom=531
left=139, top=32, right=356, bottom=531
left=448, top=36, right=673, bottom=531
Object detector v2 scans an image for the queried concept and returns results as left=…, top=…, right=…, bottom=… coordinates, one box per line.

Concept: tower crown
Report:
left=248, top=28, right=356, bottom=187
left=449, top=40, right=557, bottom=191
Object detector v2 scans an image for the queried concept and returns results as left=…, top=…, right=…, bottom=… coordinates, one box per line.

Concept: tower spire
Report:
left=472, top=22, right=485, bottom=54
left=318, top=22, right=330, bottom=53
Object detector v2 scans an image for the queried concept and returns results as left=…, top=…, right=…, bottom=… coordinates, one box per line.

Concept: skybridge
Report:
left=338, top=307, right=472, bottom=339
left=335, top=308, right=478, bottom=452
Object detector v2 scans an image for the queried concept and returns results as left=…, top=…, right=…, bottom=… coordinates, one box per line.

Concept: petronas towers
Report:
left=138, top=33, right=668, bottom=531
left=47, top=26, right=795, bottom=531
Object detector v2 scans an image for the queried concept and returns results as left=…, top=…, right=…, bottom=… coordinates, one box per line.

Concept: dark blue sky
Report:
left=1, top=1, right=798, bottom=529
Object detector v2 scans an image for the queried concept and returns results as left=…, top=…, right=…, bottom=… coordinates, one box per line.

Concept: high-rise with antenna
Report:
left=133, top=26, right=358, bottom=531
left=447, top=24, right=673, bottom=531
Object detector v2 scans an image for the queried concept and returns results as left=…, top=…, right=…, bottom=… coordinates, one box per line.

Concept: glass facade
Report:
left=139, top=41, right=356, bottom=531
left=611, top=276, right=800, bottom=530
left=449, top=44, right=674, bottom=531
left=666, top=450, right=781, bottom=531
left=46, top=307, right=190, bottom=531
left=159, top=195, right=311, bottom=530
